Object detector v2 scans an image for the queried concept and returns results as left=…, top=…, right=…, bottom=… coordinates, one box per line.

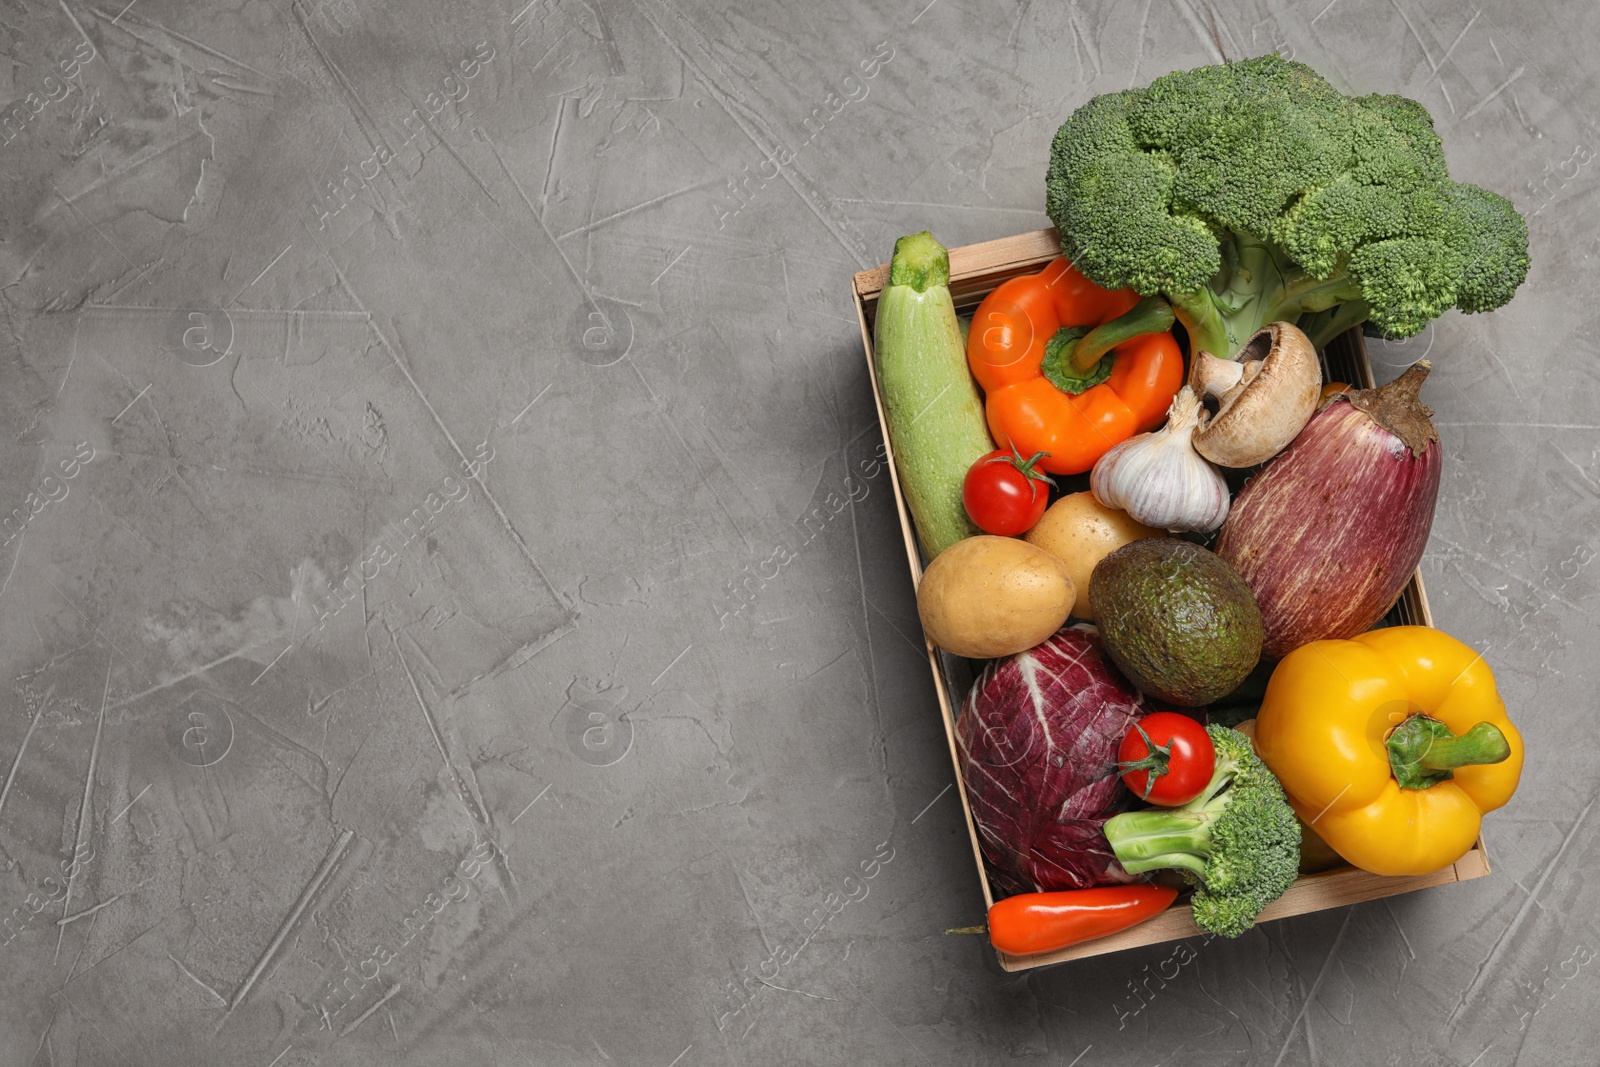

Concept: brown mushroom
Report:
left=1190, top=322, right=1321, bottom=467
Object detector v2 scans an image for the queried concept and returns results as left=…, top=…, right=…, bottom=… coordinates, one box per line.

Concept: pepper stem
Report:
left=1069, top=295, right=1177, bottom=373
left=1386, top=715, right=1511, bottom=791
left=1040, top=326, right=1108, bottom=395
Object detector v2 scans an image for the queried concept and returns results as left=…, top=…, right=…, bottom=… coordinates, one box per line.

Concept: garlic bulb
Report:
left=1091, top=387, right=1230, bottom=533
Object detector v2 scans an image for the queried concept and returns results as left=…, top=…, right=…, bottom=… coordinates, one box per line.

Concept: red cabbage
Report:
left=955, top=626, right=1153, bottom=897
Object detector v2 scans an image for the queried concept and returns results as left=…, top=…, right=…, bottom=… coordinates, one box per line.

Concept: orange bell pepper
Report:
left=967, top=257, right=1184, bottom=475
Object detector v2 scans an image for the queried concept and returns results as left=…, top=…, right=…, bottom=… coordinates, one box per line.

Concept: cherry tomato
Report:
left=962, top=445, right=1056, bottom=536
left=1117, top=713, right=1215, bottom=806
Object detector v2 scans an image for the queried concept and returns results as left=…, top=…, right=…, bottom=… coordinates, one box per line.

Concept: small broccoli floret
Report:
left=1347, top=93, right=1449, bottom=187
left=1134, top=56, right=1351, bottom=239
left=1047, top=92, right=1220, bottom=296
left=1046, top=54, right=1530, bottom=358
left=1447, top=181, right=1532, bottom=313
left=1102, top=726, right=1300, bottom=939
left=1350, top=235, right=1463, bottom=337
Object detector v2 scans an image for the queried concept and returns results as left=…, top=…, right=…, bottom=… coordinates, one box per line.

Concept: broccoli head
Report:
left=1102, top=725, right=1300, bottom=939
left=1045, top=54, right=1530, bottom=358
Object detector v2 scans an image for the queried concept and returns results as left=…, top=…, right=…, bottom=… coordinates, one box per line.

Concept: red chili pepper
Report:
left=987, top=884, right=1178, bottom=956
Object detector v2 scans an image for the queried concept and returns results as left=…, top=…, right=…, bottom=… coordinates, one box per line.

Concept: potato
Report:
left=916, top=535, right=1074, bottom=659
left=1024, top=493, right=1167, bottom=620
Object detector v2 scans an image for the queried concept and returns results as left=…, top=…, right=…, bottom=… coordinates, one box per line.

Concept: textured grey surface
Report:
left=0, top=0, right=1593, bottom=1064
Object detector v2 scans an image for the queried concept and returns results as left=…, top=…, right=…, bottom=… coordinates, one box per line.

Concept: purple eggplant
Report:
left=1217, top=361, right=1442, bottom=658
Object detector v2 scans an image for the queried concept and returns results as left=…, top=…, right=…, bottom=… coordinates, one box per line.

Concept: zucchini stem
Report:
left=888, top=231, right=950, bottom=291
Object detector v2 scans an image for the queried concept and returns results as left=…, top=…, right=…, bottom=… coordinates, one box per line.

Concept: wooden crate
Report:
left=851, top=228, right=1490, bottom=971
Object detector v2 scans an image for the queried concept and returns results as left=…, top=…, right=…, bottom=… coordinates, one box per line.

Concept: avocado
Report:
left=1089, top=539, right=1263, bottom=706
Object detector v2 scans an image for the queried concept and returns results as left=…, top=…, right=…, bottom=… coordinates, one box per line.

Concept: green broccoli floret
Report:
left=1046, top=54, right=1530, bottom=358
left=1103, top=726, right=1300, bottom=939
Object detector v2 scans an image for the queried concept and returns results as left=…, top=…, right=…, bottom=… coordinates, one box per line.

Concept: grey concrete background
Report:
left=0, top=0, right=1592, bottom=1063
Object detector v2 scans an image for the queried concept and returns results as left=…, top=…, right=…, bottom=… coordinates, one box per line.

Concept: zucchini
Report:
left=873, top=232, right=994, bottom=558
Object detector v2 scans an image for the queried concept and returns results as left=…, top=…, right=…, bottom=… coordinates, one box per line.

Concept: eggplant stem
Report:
left=1343, top=360, right=1438, bottom=458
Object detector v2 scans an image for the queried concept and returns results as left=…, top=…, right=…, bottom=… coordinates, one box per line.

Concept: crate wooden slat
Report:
left=852, top=228, right=1489, bottom=971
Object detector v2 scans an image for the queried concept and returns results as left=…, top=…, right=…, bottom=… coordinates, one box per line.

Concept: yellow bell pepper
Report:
left=1254, top=626, right=1523, bottom=877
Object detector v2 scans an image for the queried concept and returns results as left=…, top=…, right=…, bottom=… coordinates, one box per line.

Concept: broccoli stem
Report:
left=1278, top=263, right=1365, bottom=316
left=1171, top=235, right=1368, bottom=358
left=1168, top=287, right=1237, bottom=361
left=1300, top=299, right=1373, bottom=351
left=1101, top=809, right=1215, bottom=877
left=1122, top=852, right=1211, bottom=879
